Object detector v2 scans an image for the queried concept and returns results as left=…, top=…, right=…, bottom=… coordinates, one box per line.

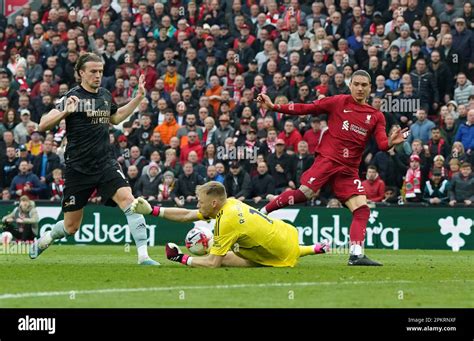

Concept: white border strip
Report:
left=0, top=279, right=472, bottom=300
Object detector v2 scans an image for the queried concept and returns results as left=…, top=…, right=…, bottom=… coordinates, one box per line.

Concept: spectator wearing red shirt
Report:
left=111, top=78, right=127, bottom=105
left=30, top=70, right=59, bottom=98
left=134, top=56, right=158, bottom=92
left=173, top=18, right=195, bottom=40
left=180, top=131, right=203, bottom=165
left=232, top=24, right=256, bottom=50
left=303, top=117, right=323, bottom=154
left=266, top=1, right=281, bottom=26
left=278, top=119, right=303, bottom=152
left=362, top=165, right=386, bottom=202
left=315, top=72, right=330, bottom=96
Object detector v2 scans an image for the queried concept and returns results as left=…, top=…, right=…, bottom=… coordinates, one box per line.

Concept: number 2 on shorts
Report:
left=354, top=179, right=364, bottom=192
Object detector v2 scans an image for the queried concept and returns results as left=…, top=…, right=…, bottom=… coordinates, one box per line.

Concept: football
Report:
left=185, top=227, right=214, bottom=255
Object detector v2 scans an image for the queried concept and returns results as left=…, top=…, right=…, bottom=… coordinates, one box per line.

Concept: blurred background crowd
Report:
left=0, top=0, right=473, bottom=209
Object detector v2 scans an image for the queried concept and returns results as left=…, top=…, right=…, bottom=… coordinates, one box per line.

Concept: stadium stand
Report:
left=0, top=0, right=473, bottom=215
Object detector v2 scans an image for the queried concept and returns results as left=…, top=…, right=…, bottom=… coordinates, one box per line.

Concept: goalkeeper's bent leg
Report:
left=299, top=241, right=330, bottom=257
left=299, top=245, right=316, bottom=257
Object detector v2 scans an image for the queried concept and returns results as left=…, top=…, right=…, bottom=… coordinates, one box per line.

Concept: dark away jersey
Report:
left=61, top=85, right=118, bottom=175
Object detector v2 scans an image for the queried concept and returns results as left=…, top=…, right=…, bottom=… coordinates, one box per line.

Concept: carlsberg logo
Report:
left=438, top=216, right=472, bottom=252
left=37, top=208, right=156, bottom=246
left=269, top=209, right=400, bottom=250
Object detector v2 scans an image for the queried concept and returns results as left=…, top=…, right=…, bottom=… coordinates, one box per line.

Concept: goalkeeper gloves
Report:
left=131, top=197, right=164, bottom=217
left=165, top=243, right=191, bottom=266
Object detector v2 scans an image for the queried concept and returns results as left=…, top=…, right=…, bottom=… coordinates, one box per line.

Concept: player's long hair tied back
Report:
left=74, top=53, right=102, bottom=78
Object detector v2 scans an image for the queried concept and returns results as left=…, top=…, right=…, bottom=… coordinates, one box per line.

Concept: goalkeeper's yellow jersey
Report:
left=208, top=198, right=300, bottom=267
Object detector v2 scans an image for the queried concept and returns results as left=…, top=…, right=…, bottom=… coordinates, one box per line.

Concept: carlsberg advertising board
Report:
left=0, top=204, right=472, bottom=251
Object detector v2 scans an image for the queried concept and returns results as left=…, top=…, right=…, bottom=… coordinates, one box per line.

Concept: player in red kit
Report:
left=257, top=70, right=409, bottom=266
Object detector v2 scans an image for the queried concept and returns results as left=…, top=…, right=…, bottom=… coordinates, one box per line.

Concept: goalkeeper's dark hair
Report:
left=74, top=53, right=103, bottom=75
left=351, top=70, right=372, bottom=84
left=196, top=181, right=227, bottom=199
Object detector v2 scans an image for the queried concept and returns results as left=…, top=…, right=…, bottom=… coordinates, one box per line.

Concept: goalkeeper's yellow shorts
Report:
left=235, top=221, right=300, bottom=268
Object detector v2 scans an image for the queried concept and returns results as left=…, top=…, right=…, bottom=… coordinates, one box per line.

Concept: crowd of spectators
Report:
left=0, top=0, right=473, bottom=207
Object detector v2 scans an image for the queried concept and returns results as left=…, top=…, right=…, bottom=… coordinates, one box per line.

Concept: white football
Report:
left=185, top=227, right=214, bottom=255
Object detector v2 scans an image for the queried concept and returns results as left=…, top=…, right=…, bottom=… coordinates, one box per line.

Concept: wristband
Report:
left=181, top=254, right=190, bottom=265
left=151, top=206, right=160, bottom=217
left=152, top=206, right=165, bottom=217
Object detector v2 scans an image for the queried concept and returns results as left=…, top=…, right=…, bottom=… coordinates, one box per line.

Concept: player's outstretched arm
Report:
left=131, top=197, right=201, bottom=222
left=38, top=96, right=79, bottom=132
left=187, top=254, right=224, bottom=268
left=256, top=93, right=324, bottom=116
left=166, top=243, right=224, bottom=267
left=110, top=74, right=146, bottom=124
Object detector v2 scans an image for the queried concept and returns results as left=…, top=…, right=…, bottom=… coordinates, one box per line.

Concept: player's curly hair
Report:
left=74, top=52, right=103, bottom=76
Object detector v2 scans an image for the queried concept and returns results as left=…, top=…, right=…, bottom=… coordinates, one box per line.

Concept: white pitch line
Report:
left=0, top=279, right=472, bottom=300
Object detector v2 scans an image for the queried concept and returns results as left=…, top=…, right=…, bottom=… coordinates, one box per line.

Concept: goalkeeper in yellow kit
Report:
left=131, top=181, right=329, bottom=268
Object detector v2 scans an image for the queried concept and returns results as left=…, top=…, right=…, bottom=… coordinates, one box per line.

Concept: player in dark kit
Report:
left=30, top=53, right=159, bottom=265
left=257, top=70, right=409, bottom=266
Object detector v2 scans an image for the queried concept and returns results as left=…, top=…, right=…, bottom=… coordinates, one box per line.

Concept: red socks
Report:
left=265, top=193, right=370, bottom=247
left=264, top=189, right=308, bottom=214
left=350, top=205, right=370, bottom=244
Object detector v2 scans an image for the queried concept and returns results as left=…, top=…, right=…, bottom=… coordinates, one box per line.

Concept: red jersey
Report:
left=278, top=129, right=303, bottom=152
left=303, top=128, right=322, bottom=154
left=362, top=177, right=385, bottom=202
left=275, top=94, right=389, bottom=167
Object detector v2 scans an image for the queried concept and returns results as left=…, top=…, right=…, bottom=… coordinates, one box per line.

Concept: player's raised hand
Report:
left=389, top=127, right=410, bottom=146
left=256, top=93, right=274, bottom=110
left=64, top=96, right=79, bottom=114
left=131, top=197, right=152, bottom=215
left=137, top=74, right=147, bottom=97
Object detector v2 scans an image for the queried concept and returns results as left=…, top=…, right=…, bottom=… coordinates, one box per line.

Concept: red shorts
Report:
left=300, top=155, right=366, bottom=203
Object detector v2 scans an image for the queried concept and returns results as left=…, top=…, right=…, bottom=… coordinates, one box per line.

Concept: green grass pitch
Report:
left=1, top=245, right=473, bottom=308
